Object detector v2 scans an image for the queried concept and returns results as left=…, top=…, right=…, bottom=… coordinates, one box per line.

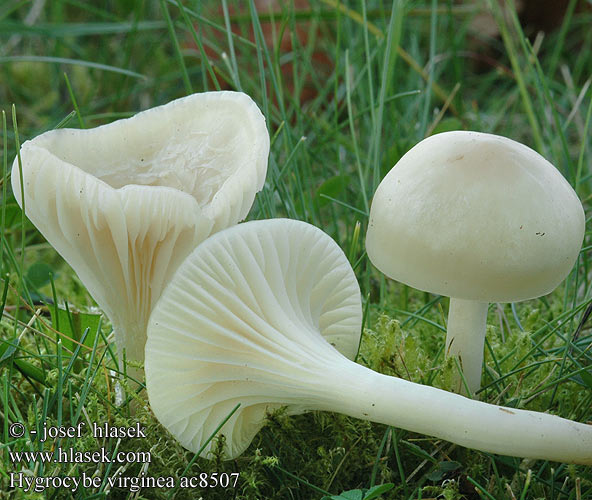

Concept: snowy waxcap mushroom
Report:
left=145, top=219, right=592, bottom=463
left=366, top=131, right=585, bottom=393
left=146, top=218, right=362, bottom=458
left=11, top=91, right=269, bottom=374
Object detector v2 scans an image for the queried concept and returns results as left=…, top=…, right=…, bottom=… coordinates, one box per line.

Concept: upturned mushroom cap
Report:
left=145, top=219, right=362, bottom=459
left=366, top=131, right=585, bottom=303
left=146, top=218, right=592, bottom=464
left=11, top=91, right=269, bottom=366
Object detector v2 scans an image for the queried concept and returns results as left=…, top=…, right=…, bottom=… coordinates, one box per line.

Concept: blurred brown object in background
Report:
left=520, top=0, right=582, bottom=33
left=467, top=0, right=590, bottom=73
left=470, top=0, right=589, bottom=39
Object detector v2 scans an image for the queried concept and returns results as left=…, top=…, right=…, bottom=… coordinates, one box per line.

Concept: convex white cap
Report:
left=366, top=131, right=585, bottom=303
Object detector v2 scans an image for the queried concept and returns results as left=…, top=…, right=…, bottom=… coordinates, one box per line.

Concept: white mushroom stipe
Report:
left=145, top=219, right=592, bottom=463
left=11, top=91, right=270, bottom=375
left=366, top=131, right=585, bottom=394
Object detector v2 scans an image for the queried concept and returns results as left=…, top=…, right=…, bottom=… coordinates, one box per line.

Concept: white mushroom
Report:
left=365, top=131, right=585, bottom=394
left=145, top=219, right=592, bottom=463
left=11, top=91, right=269, bottom=377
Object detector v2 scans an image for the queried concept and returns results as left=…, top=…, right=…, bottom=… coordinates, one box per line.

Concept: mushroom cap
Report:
left=14, top=91, right=269, bottom=233
left=145, top=219, right=362, bottom=459
left=11, top=91, right=269, bottom=364
left=366, top=131, right=585, bottom=303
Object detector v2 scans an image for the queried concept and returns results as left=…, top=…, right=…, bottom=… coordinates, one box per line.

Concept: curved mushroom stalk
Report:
left=11, top=91, right=269, bottom=378
left=145, top=219, right=592, bottom=464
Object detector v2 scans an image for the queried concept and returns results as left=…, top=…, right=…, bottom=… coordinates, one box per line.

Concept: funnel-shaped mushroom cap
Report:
left=11, top=91, right=269, bottom=365
left=145, top=218, right=592, bottom=464
left=366, top=131, right=585, bottom=302
left=145, top=219, right=362, bottom=458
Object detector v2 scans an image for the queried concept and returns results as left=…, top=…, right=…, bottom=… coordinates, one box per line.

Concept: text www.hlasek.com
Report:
left=9, top=447, right=151, bottom=465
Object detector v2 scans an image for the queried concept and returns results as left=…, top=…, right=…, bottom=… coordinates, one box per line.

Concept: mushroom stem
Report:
left=445, top=298, right=488, bottom=395
left=321, top=358, right=592, bottom=464
left=113, top=322, right=145, bottom=386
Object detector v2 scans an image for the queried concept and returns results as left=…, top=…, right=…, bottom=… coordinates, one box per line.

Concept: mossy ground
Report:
left=1, top=1, right=591, bottom=499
